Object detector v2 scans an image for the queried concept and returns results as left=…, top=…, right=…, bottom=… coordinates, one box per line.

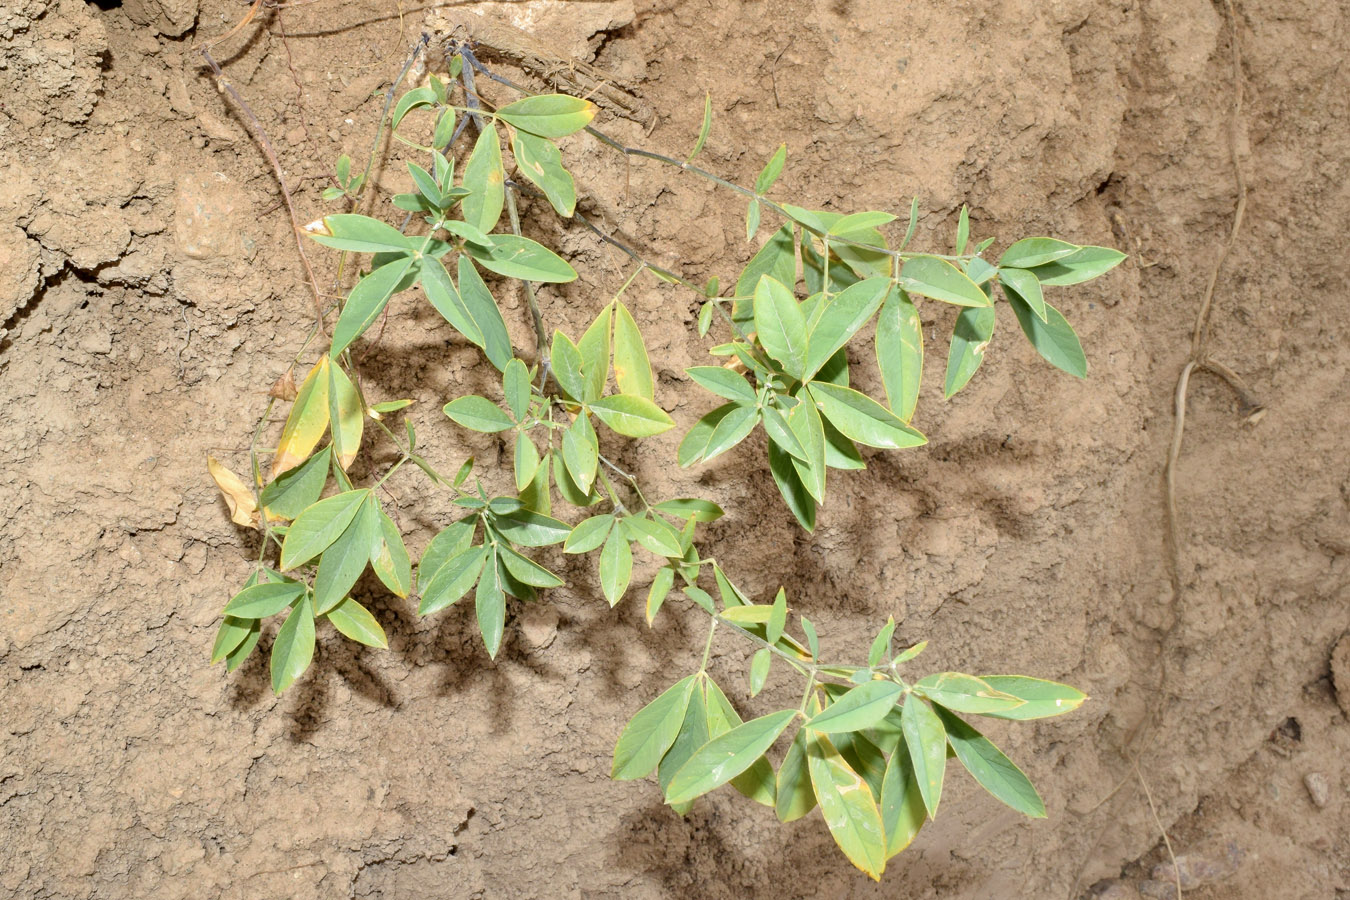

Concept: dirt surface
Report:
left=2, top=0, right=1348, bottom=897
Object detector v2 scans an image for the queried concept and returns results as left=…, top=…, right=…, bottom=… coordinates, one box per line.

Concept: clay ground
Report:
left=2, top=0, right=1348, bottom=897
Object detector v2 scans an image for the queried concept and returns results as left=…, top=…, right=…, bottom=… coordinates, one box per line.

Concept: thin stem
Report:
left=699, top=617, right=718, bottom=673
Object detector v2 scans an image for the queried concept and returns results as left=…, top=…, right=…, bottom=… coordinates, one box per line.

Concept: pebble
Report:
left=1304, top=772, right=1330, bottom=808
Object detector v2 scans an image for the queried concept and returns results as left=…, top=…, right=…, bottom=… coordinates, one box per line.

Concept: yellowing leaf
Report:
left=273, top=358, right=331, bottom=477
left=208, top=455, right=258, bottom=528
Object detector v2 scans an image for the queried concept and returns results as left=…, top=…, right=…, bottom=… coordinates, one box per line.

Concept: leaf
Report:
left=222, top=581, right=305, bottom=618
left=262, top=446, right=331, bottom=522
left=208, top=456, right=257, bottom=528
left=561, top=413, right=599, bottom=494
left=687, top=92, right=712, bottom=161
left=612, top=674, right=698, bottom=780
left=766, top=587, right=788, bottom=645
left=612, top=302, right=655, bottom=400
left=868, top=617, right=896, bottom=667
left=550, top=330, right=585, bottom=401
left=807, top=381, right=926, bottom=450
left=972, top=676, right=1087, bottom=720
left=677, top=402, right=738, bottom=466
left=492, top=508, right=571, bottom=547
left=312, top=496, right=377, bottom=614
left=431, top=106, right=457, bottom=149
left=563, top=514, right=615, bottom=554
left=211, top=614, right=256, bottom=664
left=753, top=275, right=807, bottom=378
left=577, top=305, right=612, bottom=403
left=407, top=161, right=444, bottom=208
left=933, top=705, right=1046, bottom=817
left=745, top=198, right=761, bottom=241
left=327, top=362, right=364, bottom=470
left=800, top=616, right=819, bottom=659
left=622, top=516, right=684, bottom=558
left=589, top=394, right=675, bottom=438
left=966, top=255, right=998, bottom=285
left=461, top=122, right=504, bottom=234
left=1005, top=287, right=1088, bottom=378
left=418, top=255, right=483, bottom=349
left=755, top=143, right=787, bottom=194
left=513, top=432, right=540, bottom=493
left=999, top=237, right=1078, bottom=269
left=599, top=528, right=633, bottom=606
left=553, top=451, right=599, bottom=507
left=330, top=256, right=414, bottom=358
left=512, top=130, right=577, bottom=217
left=324, top=597, right=388, bottom=648
left=270, top=594, right=316, bottom=694
left=699, top=403, right=758, bottom=464
left=828, top=211, right=897, bottom=236
left=370, top=509, right=412, bottom=598
left=807, top=731, right=887, bottom=880
left=475, top=551, right=506, bottom=657
left=466, top=234, right=578, bottom=283
left=901, top=695, right=947, bottom=818
left=748, top=647, right=772, bottom=697
left=913, top=673, right=1025, bottom=715
left=944, top=306, right=996, bottom=398
left=308, top=214, right=417, bottom=254
left=734, top=224, right=796, bottom=320
left=686, top=366, right=756, bottom=405
left=899, top=257, right=991, bottom=308
left=497, top=94, right=598, bottom=138
left=418, top=545, right=487, bottom=615
left=802, top=276, right=889, bottom=380
left=768, top=441, right=816, bottom=532
left=497, top=543, right=563, bottom=588
left=280, top=489, right=371, bottom=569
left=442, top=395, right=514, bottom=433
left=223, top=618, right=261, bottom=672
left=786, top=390, right=826, bottom=502
left=651, top=498, right=724, bottom=523
left=1025, top=245, right=1126, bottom=286
left=502, top=358, right=531, bottom=422
left=456, top=256, right=514, bottom=371
left=658, top=678, right=712, bottom=813
left=998, top=266, right=1047, bottom=322
left=645, top=566, right=676, bottom=625
left=273, top=358, right=331, bottom=476
left=390, top=86, right=435, bottom=130
left=807, top=680, right=904, bottom=733
left=665, top=709, right=796, bottom=805
left=776, top=725, right=818, bottom=822
left=416, top=519, right=476, bottom=594
left=873, top=286, right=922, bottom=424
left=519, top=447, right=551, bottom=513
left=880, top=738, right=926, bottom=858
left=955, top=204, right=970, bottom=255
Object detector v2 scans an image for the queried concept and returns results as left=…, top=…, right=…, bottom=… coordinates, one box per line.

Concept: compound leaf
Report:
left=613, top=674, right=698, bottom=780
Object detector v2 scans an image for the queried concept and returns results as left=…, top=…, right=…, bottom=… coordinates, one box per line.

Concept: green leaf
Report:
left=612, top=302, right=654, bottom=401
left=260, top=446, right=331, bottom=520
left=622, top=516, right=683, bottom=558
left=599, top=528, right=632, bottom=606
left=466, top=234, right=578, bottom=283
left=502, top=358, right=530, bottom=422
left=699, top=403, right=758, bottom=464
left=734, top=224, right=796, bottom=319
left=821, top=415, right=865, bottom=470
left=787, top=390, right=826, bottom=502
left=665, top=709, right=796, bottom=805
left=370, top=509, right=412, bottom=598
left=327, top=363, right=364, bottom=470
left=913, top=672, right=1026, bottom=715
left=589, top=394, right=675, bottom=437
left=745, top=198, right=761, bottom=241
left=419, top=255, right=483, bottom=348
left=390, top=86, right=435, bottom=130
left=308, top=214, right=417, bottom=254
left=768, top=441, right=816, bottom=532
left=418, top=545, right=487, bottom=615
left=1024, top=245, right=1126, bottom=286
left=828, top=210, right=897, bottom=236
left=776, top=725, right=818, bottom=822
left=880, top=739, right=926, bottom=858
left=801, top=616, right=819, bottom=659
left=754, top=275, right=808, bottom=378
left=901, top=695, right=947, bottom=818
left=497, top=93, right=597, bottom=138
left=645, top=566, right=675, bottom=625
left=211, top=614, right=256, bottom=664
left=492, top=508, right=571, bottom=547
left=807, top=381, right=926, bottom=450
left=407, top=161, right=444, bottom=208
left=324, top=597, right=388, bottom=648
left=834, top=729, right=889, bottom=804
left=497, top=543, right=563, bottom=588
left=802, top=276, right=889, bottom=380
left=416, top=520, right=475, bottom=594
left=564, top=514, right=614, bottom=554
left=944, top=305, right=996, bottom=398
left=280, top=489, right=371, bottom=569
left=431, top=106, right=457, bottom=149
left=875, top=287, right=922, bottom=422
left=513, top=432, right=540, bottom=493
left=686, top=366, right=756, bottom=405
left=807, top=732, right=887, bottom=880
left=553, top=451, right=599, bottom=507
left=270, top=594, right=316, bottom=694
left=868, top=617, right=896, bottom=668
left=997, top=266, right=1047, bottom=321
left=955, top=205, right=970, bottom=255
left=444, top=395, right=514, bottom=432
left=652, top=498, right=724, bottom=523
left=312, top=496, right=377, bottom=614
left=550, top=330, right=585, bottom=401
left=330, top=256, right=414, bottom=357
left=223, top=619, right=261, bottom=673
left=576, top=304, right=612, bottom=405
left=899, top=256, right=991, bottom=308
left=754, top=143, right=787, bottom=194
left=1005, top=287, right=1087, bottom=378
left=677, top=402, right=737, bottom=466
left=222, top=581, right=304, bottom=618
left=456, top=256, right=513, bottom=372
left=966, top=255, right=998, bottom=285
left=976, top=675, right=1088, bottom=720
left=658, top=678, right=712, bottom=813
left=687, top=92, right=712, bottom=161
left=748, top=647, right=772, bottom=697
left=695, top=679, right=777, bottom=807
left=512, top=130, right=577, bottom=217
left=475, top=550, right=506, bottom=657
left=932, top=705, right=1046, bottom=817
left=461, top=122, right=504, bottom=234
left=561, top=413, right=599, bottom=494
left=612, top=674, right=699, bottom=780
left=999, top=237, right=1079, bottom=269
left=807, top=680, right=904, bottom=733
left=766, top=587, right=788, bottom=645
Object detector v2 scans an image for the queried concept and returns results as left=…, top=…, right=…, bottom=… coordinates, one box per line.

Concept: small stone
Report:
left=1304, top=772, right=1330, bottom=808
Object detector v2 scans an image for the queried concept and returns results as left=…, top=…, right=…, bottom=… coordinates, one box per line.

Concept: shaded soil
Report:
left=1, top=0, right=1347, bottom=897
